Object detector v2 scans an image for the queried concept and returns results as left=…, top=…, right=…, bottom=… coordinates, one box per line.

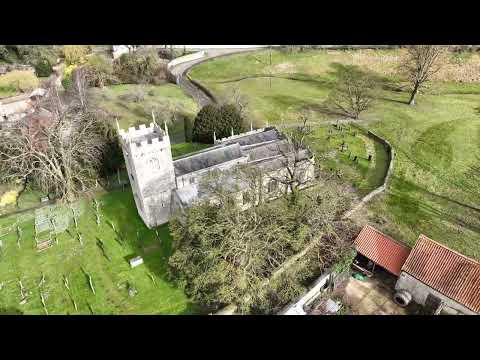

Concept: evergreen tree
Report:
left=192, top=104, right=245, bottom=144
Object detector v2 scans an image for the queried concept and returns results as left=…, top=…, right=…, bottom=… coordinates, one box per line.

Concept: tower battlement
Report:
left=119, top=122, right=171, bottom=153
left=119, top=122, right=164, bottom=141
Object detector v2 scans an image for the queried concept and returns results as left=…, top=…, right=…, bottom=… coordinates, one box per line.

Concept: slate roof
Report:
left=244, top=139, right=292, bottom=161
left=220, top=127, right=281, bottom=147
left=174, top=143, right=244, bottom=176
left=402, top=235, right=480, bottom=313
left=354, top=225, right=411, bottom=276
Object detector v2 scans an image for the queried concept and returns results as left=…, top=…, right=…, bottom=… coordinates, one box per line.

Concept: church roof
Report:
left=174, top=143, right=244, bottom=176
left=219, top=127, right=281, bottom=147
left=244, top=139, right=292, bottom=161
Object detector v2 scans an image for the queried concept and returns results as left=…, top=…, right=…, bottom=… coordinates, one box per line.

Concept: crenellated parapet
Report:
left=119, top=122, right=161, bottom=140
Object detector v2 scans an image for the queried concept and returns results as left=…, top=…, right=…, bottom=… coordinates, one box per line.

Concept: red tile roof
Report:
left=402, top=235, right=480, bottom=313
left=354, top=225, right=411, bottom=276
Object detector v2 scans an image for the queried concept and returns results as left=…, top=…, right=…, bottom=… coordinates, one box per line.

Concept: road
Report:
left=168, top=48, right=266, bottom=107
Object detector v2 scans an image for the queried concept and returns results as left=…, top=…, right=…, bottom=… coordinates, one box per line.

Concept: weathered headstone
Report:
left=130, top=256, right=144, bottom=268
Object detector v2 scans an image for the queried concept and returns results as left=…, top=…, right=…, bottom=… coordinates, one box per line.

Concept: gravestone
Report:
left=35, top=204, right=82, bottom=235
left=129, top=256, right=144, bottom=268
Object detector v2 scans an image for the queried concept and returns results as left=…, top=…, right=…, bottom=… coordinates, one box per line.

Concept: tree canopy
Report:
left=192, top=104, right=245, bottom=144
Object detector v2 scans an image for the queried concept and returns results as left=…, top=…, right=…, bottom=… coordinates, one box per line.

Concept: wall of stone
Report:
left=343, top=129, right=395, bottom=219
left=395, top=272, right=477, bottom=315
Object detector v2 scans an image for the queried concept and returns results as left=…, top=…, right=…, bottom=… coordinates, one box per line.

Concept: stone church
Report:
left=119, top=121, right=315, bottom=228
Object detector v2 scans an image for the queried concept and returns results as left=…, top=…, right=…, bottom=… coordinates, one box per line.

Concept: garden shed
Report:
left=353, top=225, right=411, bottom=276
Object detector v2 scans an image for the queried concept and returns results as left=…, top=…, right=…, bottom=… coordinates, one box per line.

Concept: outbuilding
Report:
left=395, top=235, right=480, bottom=315
left=353, top=225, right=411, bottom=277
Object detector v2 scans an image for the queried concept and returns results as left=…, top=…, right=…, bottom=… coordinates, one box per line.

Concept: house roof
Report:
left=354, top=225, right=411, bottom=276
left=402, top=235, right=480, bottom=313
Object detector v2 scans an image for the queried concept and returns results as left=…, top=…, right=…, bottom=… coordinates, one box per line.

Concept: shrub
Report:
left=0, top=70, right=39, bottom=93
left=34, top=58, right=53, bottom=77
left=192, top=104, right=245, bottom=144
left=64, top=45, right=91, bottom=65
left=113, top=50, right=167, bottom=85
left=85, top=54, right=116, bottom=87
left=61, top=64, right=77, bottom=90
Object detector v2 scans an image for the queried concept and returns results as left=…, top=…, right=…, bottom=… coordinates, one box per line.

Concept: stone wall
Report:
left=343, top=129, right=395, bottom=219
left=395, top=272, right=477, bottom=315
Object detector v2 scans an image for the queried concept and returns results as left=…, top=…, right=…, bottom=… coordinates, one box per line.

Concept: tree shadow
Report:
left=388, top=175, right=480, bottom=235
left=327, top=63, right=407, bottom=104
left=0, top=307, right=24, bottom=315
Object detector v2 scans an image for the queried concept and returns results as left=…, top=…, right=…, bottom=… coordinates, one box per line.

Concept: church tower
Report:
left=119, top=121, right=176, bottom=228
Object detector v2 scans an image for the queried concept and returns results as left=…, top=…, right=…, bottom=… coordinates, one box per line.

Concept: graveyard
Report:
left=0, top=189, right=199, bottom=315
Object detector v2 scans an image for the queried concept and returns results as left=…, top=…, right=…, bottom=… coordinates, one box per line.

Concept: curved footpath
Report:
left=168, top=48, right=266, bottom=107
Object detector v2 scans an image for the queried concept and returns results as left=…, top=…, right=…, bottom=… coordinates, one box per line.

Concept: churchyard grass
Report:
left=0, top=189, right=200, bottom=315
left=190, top=49, right=480, bottom=259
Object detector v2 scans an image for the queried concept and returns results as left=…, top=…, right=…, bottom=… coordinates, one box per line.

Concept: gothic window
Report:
left=148, top=157, right=160, bottom=170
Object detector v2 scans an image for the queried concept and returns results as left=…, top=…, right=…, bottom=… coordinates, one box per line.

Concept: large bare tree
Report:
left=0, top=86, right=113, bottom=202
left=326, top=67, right=375, bottom=119
left=402, top=45, right=444, bottom=106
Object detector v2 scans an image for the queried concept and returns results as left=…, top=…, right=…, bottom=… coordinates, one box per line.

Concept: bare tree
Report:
left=223, top=86, right=249, bottom=119
left=0, top=87, right=113, bottom=202
left=267, top=115, right=315, bottom=205
left=402, top=45, right=444, bottom=106
left=326, top=67, right=375, bottom=119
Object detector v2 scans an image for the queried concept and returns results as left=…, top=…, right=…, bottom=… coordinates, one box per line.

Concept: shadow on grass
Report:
left=0, top=307, right=24, bottom=315
left=394, top=145, right=480, bottom=204
left=388, top=176, right=480, bottom=234
left=99, top=190, right=204, bottom=313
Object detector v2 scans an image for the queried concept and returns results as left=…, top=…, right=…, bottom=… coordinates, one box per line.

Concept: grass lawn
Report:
left=0, top=189, right=200, bottom=315
left=190, top=49, right=480, bottom=259
left=88, top=83, right=199, bottom=143
left=172, top=142, right=210, bottom=158
left=0, top=87, right=19, bottom=99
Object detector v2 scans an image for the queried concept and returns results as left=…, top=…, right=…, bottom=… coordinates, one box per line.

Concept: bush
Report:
left=0, top=70, right=39, bottom=93
left=64, top=45, right=91, bottom=65
left=61, top=64, right=77, bottom=90
left=85, top=54, right=116, bottom=87
left=113, top=50, right=167, bottom=85
left=3, top=45, right=60, bottom=67
left=34, top=58, right=53, bottom=77
left=192, top=104, right=245, bottom=144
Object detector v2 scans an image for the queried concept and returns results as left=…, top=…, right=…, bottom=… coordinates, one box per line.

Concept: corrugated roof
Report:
left=402, top=235, right=480, bottom=313
left=354, top=225, right=411, bottom=276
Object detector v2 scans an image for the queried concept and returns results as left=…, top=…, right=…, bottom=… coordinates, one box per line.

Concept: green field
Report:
left=0, top=189, right=200, bottom=315
left=89, top=83, right=199, bottom=143
left=190, top=49, right=480, bottom=259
